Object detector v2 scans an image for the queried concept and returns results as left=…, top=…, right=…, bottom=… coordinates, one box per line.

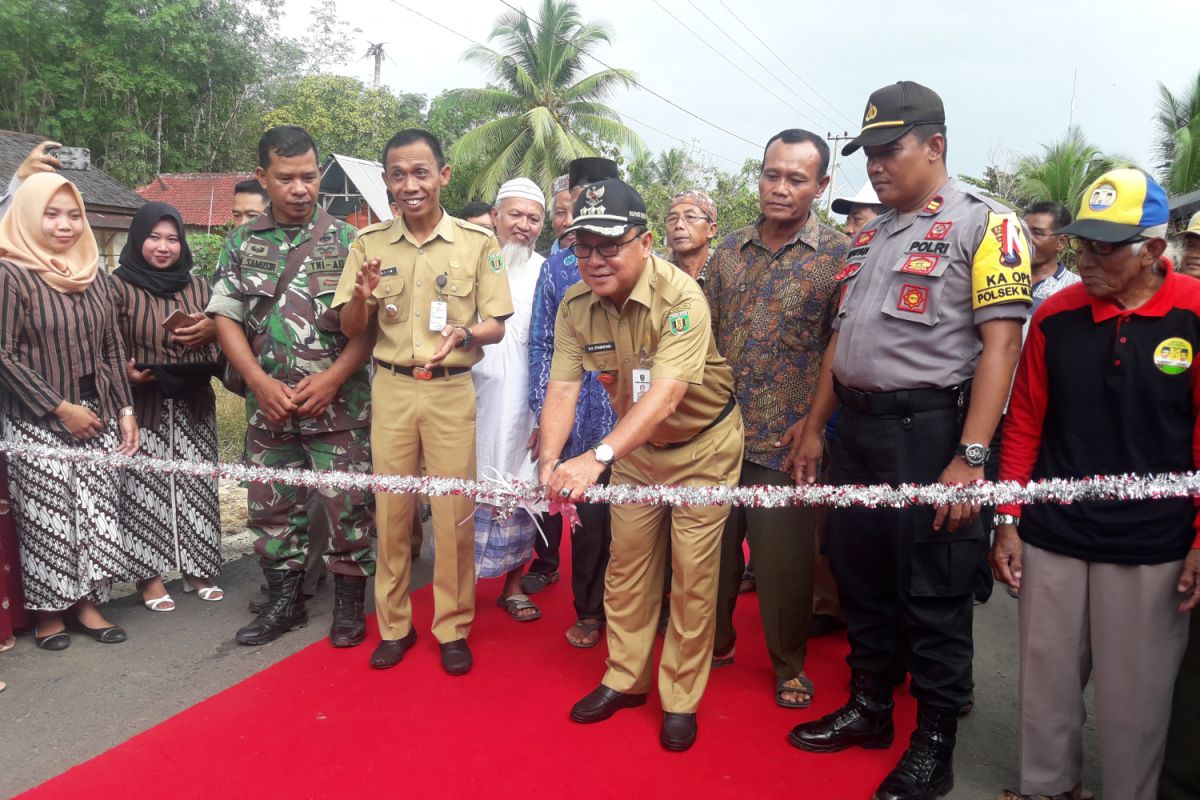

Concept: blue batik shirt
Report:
left=528, top=248, right=617, bottom=458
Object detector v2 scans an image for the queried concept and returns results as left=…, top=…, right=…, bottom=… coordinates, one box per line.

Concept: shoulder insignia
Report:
left=959, top=184, right=1017, bottom=215
left=356, top=220, right=393, bottom=236
left=454, top=217, right=495, bottom=237
left=563, top=281, right=592, bottom=303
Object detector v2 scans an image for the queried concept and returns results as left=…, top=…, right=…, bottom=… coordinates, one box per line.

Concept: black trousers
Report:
left=529, top=512, right=562, bottom=575
left=826, top=405, right=984, bottom=710
left=569, top=468, right=612, bottom=620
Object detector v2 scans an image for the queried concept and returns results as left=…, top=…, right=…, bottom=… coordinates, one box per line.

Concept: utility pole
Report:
left=365, top=42, right=386, bottom=88
left=825, top=131, right=854, bottom=213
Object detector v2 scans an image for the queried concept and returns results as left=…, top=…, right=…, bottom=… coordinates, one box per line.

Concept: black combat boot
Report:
left=236, top=569, right=307, bottom=645
left=872, top=703, right=957, bottom=800
left=329, top=574, right=367, bottom=648
left=788, top=669, right=894, bottom=753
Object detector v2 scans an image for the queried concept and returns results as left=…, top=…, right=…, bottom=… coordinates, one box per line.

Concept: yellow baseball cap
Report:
left=1060, top=168, right=1169, bottom=242
left=1182, top=210, right=1200, bottom=239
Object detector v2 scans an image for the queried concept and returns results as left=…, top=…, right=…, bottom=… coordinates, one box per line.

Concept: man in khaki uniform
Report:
left=540, top=179, right=743, bottom=752
left=335, top=128, right=513, bottom=676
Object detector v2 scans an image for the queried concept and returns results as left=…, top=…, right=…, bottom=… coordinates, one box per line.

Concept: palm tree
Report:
left=447, top=0, right=645, bottom=201
left=1016, top=126, right=1125, bottom=214
left=655, top=148, right=690, bottom=194
left=1154, top=72, right=1200, bottom=195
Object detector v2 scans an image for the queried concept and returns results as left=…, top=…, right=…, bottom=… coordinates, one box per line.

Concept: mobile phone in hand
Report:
left=48, top=146, right=90, bottom=170
left=162, top=310, right=193, bottom=332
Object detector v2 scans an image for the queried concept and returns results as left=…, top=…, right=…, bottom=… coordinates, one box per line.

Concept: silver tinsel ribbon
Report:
left=5, top=440, right=1200, bottom=512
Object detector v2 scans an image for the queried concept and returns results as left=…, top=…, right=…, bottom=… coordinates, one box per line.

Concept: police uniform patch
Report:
left=920, top=195, right=944, bottom=215
left=972, top=212, right=1033, bottom=310
left=900, top=255, right=939, bottom=275
left=854, top=229, right=878, bottom=247
left=896, top=284, right=928, bottom=314
left=834, top=262, right=862, bottom=281
left=489, top=254, right=504, bottom=273
left=1154, top=337, right=1193, bottom=375
left=925, top=222, right=953, bottom=240
left=668, top=311, right=691, bottom=335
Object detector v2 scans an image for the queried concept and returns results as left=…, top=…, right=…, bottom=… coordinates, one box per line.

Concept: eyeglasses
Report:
left=570, top=232, right=643, bottom=259
left=1069, top=236, right=1146, bottom=256
left=665, top=213, right=712, bottom=226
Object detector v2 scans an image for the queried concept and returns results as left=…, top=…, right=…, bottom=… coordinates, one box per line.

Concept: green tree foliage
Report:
left=0, top=0, right=307, bottom=185
left=188, top=231, right=225, bottom=281
left=425, top=90, right=499, bottom=216
left=262, top=75, right=424, bottom=163
left=447, top=0, right=644, bottom=201
left=1015, top=126, right=1127, bottom=214
left=1154, top=71, right=1200, bottom=196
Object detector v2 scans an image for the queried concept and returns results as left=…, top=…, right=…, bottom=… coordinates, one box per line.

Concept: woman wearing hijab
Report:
left=112, top=203, right=223, bottom=611
left=0, top=172, right=139, bottom=651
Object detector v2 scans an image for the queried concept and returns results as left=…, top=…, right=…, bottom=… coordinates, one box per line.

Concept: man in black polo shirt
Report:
left=991, top=168, right=1200, bottom=800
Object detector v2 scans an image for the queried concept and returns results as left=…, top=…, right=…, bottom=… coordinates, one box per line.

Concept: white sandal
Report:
left=182, top=578, right=224, bottom=602
left=143, top=594, right=175, bottom=612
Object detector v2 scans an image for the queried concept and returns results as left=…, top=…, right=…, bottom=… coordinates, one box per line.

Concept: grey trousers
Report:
left=1018, top=542, right=1190, bottom=799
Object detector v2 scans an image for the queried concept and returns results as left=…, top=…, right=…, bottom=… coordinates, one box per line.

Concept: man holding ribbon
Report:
left=540, top=178, right=743, bottom=752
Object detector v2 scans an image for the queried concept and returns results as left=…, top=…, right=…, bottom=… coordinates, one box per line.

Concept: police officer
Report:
left=540, top=179, right=743, bottom=753
left=208, top=126, right=375, bottom=648
left=334, top=128, right=513, bottom=676
left=788, top=82, right=1031, bottom=800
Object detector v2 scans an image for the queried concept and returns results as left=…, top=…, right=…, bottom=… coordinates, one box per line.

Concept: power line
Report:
left=683, top=0, right=843, bottom=133
left=494, top=0, right=760, bottom=149
left=617, top=110, right=742, bottom=167
left=650, top=0, right=828, bottom=131
left=713, top=0, right=857, bottom=130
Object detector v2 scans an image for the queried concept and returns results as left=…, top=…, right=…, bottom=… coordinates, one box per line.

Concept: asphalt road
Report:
left=0, top=537, right=1100, bottom=799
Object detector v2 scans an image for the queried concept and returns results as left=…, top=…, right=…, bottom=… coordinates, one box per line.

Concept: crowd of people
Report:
left=0, top=78, right=1198, bottom=800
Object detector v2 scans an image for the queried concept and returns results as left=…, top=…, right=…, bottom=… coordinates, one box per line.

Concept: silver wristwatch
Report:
left=593, top=442, right=615, bottom=466
left=955, top=442, right=990, bottom=467
left=993, top=513, right=1020, bottom=528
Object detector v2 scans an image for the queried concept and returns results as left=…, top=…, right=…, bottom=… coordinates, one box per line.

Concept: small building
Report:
left=320, top=154, right=393, bottom=227
left=0, top=129, right=145, bottom=269
left=136, top=172, right=255, bottom=236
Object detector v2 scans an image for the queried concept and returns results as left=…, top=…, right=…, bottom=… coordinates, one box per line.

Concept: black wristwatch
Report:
left=455, top=326, right=474, bottom=349
left=955, top=442, right=990, bottom=467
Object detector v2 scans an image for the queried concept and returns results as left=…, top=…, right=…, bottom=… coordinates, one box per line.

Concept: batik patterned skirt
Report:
left=2, top=403, right=128, bottom=611
left=122, top=398, right=221, bottom=580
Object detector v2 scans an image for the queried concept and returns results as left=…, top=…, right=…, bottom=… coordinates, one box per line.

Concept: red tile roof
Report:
left=135, top=172, right=255, bottom=228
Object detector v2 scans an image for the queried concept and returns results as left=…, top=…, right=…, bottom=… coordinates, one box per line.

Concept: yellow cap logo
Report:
left=865, top=103, right=878, bottom=123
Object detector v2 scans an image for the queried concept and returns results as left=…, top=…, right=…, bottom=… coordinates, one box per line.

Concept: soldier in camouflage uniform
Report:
left=208, top=126, right=376, bottom=648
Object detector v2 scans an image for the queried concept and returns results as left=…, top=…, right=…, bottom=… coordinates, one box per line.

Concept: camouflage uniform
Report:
left=208, top=209, right=375, bottom=577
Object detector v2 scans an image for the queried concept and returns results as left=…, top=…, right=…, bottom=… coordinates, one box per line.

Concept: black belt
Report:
left=834, top=379, right=969, bottom=417
left=651, top=397, right=737, bottom=449
left=374, top=358, right=470, bottom=379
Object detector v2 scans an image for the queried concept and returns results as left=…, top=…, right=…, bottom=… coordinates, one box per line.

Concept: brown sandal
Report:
left=497, top=594, right=541, bottom=622
left=566, top=618, right=603, bottom=648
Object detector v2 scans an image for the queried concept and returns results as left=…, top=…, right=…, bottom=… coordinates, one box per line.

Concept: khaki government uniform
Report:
left=333, top=210, right=513, bottom=644
left=550, top=254, right=743, bottom=713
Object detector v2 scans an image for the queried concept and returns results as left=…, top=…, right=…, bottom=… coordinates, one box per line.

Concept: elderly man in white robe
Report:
left=473, top=177, right=548, bottom=622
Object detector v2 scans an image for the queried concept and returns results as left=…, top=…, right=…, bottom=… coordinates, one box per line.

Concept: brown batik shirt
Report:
left=705, top=213, right=849, bottom=471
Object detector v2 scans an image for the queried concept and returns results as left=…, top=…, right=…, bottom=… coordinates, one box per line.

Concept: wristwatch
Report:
left=455, top=326, right=474, bottom=349
left=993, top=513, right=1020, bottom=528
left=955, top=442, right=990, bottom=467
left=593, top=442, right=615, bottom=466
left=119, top=406, right=136, bottom=418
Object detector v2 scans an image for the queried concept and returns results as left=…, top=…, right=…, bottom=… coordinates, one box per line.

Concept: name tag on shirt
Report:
left=632, top=368, right=651, bottom=404
left=429, top=300, right=448, bottom=331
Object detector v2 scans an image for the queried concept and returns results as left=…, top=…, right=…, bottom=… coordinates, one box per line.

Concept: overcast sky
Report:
left=284, top=0, right=1198, bottom=202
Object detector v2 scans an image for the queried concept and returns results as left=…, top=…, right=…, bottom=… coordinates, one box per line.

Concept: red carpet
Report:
left=20, top=556, right=916, bottom=799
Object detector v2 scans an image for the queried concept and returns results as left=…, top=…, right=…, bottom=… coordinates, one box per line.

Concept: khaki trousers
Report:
left=372, top=369, right=477, bottom=644
left=1018, top=542, right=1189, bottom=800
left=602, top=407, right=743, bottom=714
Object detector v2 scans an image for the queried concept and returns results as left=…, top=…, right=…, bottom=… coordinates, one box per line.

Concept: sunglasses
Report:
left=1069, top=236, right=1146, bottom=256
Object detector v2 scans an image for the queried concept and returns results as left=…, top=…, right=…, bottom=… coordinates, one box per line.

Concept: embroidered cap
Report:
left=1059, top=168, right=1169, bottom=243
left=563, top=179, right=648, bottom=238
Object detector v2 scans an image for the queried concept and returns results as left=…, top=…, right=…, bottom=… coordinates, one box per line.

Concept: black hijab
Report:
left=115, top=202, right=194, bottom=297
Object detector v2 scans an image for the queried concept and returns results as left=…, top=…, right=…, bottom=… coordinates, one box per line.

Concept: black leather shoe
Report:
left=789, top=669, right=894, bottom=753
left=440, top=639, right=472, bottom=675
left=237, top=568, right=307, bottom=646
left=370, top=629, right=417, bottom=670
left=872, top=704, right=956, bottom=800
left=73, top=621, right=127, bottom=643
left=35, top=630, right=71, bottom=650
left=660, top=712, right=697, bottom=751
left=569, top=685, right=647, bottom=723
left=329, top=574, right=367, bottom=648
